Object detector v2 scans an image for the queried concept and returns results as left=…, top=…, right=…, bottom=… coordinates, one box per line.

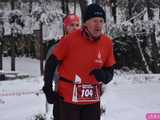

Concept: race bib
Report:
left=72, top=84, right=100, bottom=102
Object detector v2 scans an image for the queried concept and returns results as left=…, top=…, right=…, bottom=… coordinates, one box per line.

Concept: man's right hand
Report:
left=42, top=86, right=59, bottom=104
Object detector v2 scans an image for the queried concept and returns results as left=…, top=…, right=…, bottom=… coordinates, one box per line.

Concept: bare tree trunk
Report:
left=11, top=37, right=16, bottom=71
left=61, top=0, right=69, bottom=15
left=149, top=25, right=160, bottom=73
left=0, top=39, right=2, bottom=70
left=110, top=0, right=117, bottom=23
left=0, top=22, right=4, bottom=70
left=159, top=7, right=160, bottom=19
left=135, top=36, right=152, bottom=73
left=128, top=0, right=133, bottom=23
left=146, top=0, right=154, bottom=20
left=39, top=22, right=44, bottom=75
left=29, top=0, right=33, bottom=14
left=146, top=0, right=159, bottom=73
left=66, top=0, right=69, bottom=14
left=74, top=0, right=76, bottom=14
left=79, top=0, right=88, bottom=22
left=11, top=0, right=16, bottom=71
left=61, top=0, right=65, bottom=14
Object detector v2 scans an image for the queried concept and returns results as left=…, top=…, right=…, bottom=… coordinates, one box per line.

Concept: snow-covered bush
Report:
left=31, top=113, right=46, bottom=120
left=7, top=9, right=25, bottom=37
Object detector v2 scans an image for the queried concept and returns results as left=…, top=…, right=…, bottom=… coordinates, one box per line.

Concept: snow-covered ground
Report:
left=0, top=57, right=160, bottom=120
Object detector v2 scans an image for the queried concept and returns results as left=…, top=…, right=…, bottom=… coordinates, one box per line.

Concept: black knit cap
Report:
left=83, top=3, right=106, bottom=23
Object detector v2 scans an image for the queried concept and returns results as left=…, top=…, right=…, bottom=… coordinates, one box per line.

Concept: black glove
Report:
left=90, top=67, right=114, bottom=84
left=90, top=69, right=106, bottom=83
left=42, top=86, right=59, bottom=104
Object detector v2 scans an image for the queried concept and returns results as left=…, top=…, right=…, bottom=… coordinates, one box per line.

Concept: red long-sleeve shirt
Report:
left=53, top=29, right=115, bottom=104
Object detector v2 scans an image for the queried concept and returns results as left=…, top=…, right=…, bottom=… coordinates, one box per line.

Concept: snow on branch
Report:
left=6, top=9, right=25, bottom=36
left=31, top=4, right=64, bottom=25
left=106, top=19, right=158, bottom=39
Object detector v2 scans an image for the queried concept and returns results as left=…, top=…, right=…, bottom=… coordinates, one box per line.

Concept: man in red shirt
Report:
left=43, top=3, right=116, bottom=120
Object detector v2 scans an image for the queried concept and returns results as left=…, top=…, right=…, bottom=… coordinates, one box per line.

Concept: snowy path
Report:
left=0, top=77, right=46, bottom=120
left=101, top=82, right=160, bottom=120
left=0, top=78, right=160, bottom=120
left=0, top=94, right=45, bottom=120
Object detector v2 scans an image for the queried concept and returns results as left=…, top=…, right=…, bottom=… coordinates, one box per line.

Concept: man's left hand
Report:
left=90, top=69, right=106, bottom=82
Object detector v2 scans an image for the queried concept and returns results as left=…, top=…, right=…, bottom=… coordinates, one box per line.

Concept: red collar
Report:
left=81, top=26, right=101, bottom=42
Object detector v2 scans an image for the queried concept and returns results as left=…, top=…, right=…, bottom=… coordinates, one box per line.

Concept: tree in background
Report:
left=109, top=0, right=117, bottom=23
left=61, top=0, right=69, bottom=15
left=104, top=0, right=160, bottom=73
left=8, top=0, right=24, bottom=71
left=79, top=0, right=88, bottom=22
left=0, top=20, right=4, bottom=70
left=0, top=0, right=159, bottom=73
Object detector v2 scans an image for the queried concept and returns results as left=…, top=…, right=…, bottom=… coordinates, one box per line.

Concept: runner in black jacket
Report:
left=43, top=14, right=80, bottom=120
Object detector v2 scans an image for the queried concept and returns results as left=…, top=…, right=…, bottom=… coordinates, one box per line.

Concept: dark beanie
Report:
left=83, top=3, right=106, bottom=23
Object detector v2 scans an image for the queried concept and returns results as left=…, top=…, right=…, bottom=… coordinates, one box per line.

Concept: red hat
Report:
left=63, top=14, right=80, bottom=28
